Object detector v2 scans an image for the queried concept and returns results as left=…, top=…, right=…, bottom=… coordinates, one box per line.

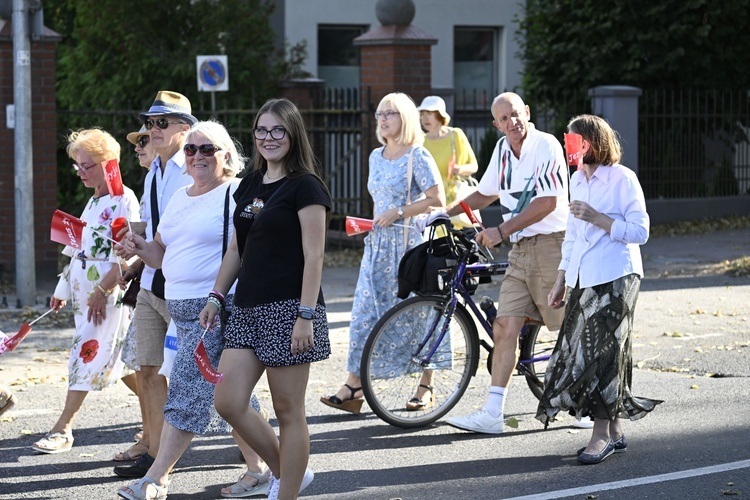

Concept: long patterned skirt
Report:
left=536, top=274, right=662, bottom=427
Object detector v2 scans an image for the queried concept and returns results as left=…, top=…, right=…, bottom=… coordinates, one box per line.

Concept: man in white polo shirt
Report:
left=444, top=92, right=569, bottom=434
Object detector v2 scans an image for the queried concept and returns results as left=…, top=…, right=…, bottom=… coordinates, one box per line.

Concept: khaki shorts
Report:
left=497, top=232, right=565, bottom=331
left=134, top=288, right=171, bottom=367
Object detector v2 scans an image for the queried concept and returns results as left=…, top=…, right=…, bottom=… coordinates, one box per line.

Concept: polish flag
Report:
left=111, top=217, right=128, bottom=242
left=194, top=338, right=224, bottom=384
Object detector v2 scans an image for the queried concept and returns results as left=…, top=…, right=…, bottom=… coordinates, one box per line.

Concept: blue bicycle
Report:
left=360, top=220, right=555, bottom=428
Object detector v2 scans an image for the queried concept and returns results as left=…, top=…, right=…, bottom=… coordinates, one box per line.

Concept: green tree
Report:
left=518, top=0, right=750, bottom=94
left=44, top=0, right=308, bottom=214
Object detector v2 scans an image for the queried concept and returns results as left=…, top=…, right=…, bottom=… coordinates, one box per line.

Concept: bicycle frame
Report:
left=412, top=229, right=551, bottom=376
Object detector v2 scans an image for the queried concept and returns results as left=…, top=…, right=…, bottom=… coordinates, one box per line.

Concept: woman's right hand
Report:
left=50, top=296, right=66, bottom=312
left=199, top=301, right=220, bottom=329
left=116, top=266, right=136, bottom=290
left=547, top=271, right=567, bottom=309
left=115, top=233, right=146, bottom=260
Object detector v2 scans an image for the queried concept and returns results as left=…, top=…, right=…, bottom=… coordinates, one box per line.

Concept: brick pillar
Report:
left=0, top=21, right=61, bottom=283
left=353, top=24, right=437, bottom=216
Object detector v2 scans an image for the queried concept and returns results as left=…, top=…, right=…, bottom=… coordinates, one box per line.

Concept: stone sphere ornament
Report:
left=376, top=0, right=415, bottom=26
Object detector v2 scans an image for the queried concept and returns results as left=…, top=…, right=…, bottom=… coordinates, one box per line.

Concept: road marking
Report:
left=503, top=459, right=750, bottom=500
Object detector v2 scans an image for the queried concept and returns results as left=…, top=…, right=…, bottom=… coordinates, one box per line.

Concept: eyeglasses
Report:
left=136, top=136, right=150, bottom=148
left=375, top=110, right=399, bottom=120
left=253, top=127, right=287, bottom=140
left=73, top=163, right=97, bottom=172
left=183, top=143, right=222, bottom=157
left=144, top=117, right=186, bottom=130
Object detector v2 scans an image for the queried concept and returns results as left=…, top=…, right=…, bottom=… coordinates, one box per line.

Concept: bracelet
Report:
left=207, top=296, right=223, bottom=311
left=96, top=284, right=112, bottom=297
left=209, top=290, right=226, bottom=308
left=496, top=225, right=505, bottom=241
left=299, top=305, right=315, bottom=314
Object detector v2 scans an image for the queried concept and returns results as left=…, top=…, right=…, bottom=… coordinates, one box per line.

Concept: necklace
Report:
left=264, top=170, right=285, bottom=180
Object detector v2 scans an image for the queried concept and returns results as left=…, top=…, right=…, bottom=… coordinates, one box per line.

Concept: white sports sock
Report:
left=483, top=386, right=506, bottom=418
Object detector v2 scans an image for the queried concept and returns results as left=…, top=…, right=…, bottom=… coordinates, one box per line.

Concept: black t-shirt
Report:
left=233, top=170, right=331, bottom=308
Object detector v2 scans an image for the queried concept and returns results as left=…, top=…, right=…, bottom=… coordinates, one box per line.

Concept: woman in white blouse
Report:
left=536, top=115, right=662, bottom=465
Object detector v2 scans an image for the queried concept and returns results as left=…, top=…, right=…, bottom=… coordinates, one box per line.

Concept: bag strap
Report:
left=222, top=184, right=230, bottom=258
left=149, top=169, right=160, bottom=239
left=404, top=148, right=414, bottom=253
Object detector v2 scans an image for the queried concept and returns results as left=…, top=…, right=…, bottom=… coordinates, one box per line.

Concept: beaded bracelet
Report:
left=207, top=296, right=223, bottom=311
left=208, top=290, right=226, bottom=308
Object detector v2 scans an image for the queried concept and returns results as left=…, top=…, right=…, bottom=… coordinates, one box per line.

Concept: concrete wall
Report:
left=277, top=0, right=524, bottom=92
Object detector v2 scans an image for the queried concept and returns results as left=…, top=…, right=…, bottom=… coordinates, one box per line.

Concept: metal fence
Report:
left=639, top=88, right=750, bottom=198
left=58, top=88, right=750, bottom=225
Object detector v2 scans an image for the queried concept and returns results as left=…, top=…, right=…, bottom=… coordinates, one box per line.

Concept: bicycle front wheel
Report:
left=361, top=295, right=479, bottom=428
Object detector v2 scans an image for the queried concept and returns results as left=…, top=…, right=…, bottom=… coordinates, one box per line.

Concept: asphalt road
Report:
left=1, top=228, right=748, bottom=499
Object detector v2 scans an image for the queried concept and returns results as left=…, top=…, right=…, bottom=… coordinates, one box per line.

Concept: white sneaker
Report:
left=299, top=467, right=314, bottom=493
left=266, top=468, right=314, bottom=499
left=446, top=409, right=504, bottom=434
left=572, top=417, right=595, bottom=429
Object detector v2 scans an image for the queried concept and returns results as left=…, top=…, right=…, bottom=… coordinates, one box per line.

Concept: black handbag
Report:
left=121, top=262, right=144, bottom=308
left=397, top=228, right=460, bottom=299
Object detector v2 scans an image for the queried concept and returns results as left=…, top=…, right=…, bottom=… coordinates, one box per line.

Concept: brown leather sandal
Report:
left=406, top=384, right=434, bottom=411
left=320, top=383, right=364, bottom=414
left=113, top=440, right=149, bottom=461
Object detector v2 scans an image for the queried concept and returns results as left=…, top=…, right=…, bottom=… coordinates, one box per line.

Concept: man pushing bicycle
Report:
left=441, top=92, right=569, bottom=434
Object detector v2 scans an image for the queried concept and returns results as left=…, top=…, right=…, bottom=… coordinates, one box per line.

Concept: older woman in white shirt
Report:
left=536, top=114, right=662, bottom=465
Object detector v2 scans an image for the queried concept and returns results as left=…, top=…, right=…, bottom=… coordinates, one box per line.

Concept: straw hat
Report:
left=126, top=125, right=148, bottom=146
left=416, top=95, right=451, bottom=123
left=138, top=90, right=197, bottom=124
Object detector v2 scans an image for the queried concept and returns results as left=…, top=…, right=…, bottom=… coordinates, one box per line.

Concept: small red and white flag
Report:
left=194, top=326, right=224, bottom=384
left=102, top=159, right=124, bottom=197
left=345, top=216, right=374, bottom=236
left=564, top=133, right=584, bottom=170
left=111, top=217, right=129, bottom=243
left=1, top=308, right=54, bottom=354
left=459, top=201, right=485, bottom=230
left=50, top=210, right=86, bottom=249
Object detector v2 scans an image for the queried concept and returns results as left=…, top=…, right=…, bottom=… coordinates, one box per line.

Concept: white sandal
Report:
left=221, top=468, right=271, bottom=498
left=31, top=432, right=74, bottom=454
left=117, top=476, right=169, bottom=500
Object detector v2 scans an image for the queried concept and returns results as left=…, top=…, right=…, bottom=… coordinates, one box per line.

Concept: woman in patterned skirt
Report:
left=116, top=121, right=266, bottom=499
left=33, top=129, right=140, bottom=455
left=200, top=98, right=332, bottom=500
left=537, top=114, right=662, bottom=465
left=320, top=92, right=444, bottom=414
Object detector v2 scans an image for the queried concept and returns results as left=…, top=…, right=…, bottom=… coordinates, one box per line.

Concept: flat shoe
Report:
left=221, top=468, right=271, bottom=498
left=577, top=434, right=627, bottom=456
left=32, top=432, right=74, bottom=454
left=114, top=440, right=149, bottom=461
left=320, top=383, right=364, bottom=415
left=406, top=384, right=434, bottom=411
left=577, top=439, right=615, bottom=465
left=0, top=390, right=15, bottom=417
left=114, top=453, right=156, bottom=479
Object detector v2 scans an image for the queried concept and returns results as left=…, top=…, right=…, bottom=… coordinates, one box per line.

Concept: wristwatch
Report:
left=297, top=306, right=315, bottom=320
left=397, top=206, right=404, bottom=218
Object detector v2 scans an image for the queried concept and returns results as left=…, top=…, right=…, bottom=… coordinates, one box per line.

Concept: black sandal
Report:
left=320, top=383, right=364, bottom=415
left=406, top=384, right=434, bottom=411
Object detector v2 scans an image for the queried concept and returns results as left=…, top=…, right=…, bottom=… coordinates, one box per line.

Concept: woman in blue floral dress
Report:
left=32, top=129, right=140, bottom=454
left=321, top=92, right=445, bottom=414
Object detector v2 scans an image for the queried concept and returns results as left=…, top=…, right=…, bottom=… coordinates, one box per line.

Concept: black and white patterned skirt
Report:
left=223, top=299, right=331, bottom=367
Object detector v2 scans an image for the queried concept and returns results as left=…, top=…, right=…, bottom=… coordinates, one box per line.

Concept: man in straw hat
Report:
left=114, top=91, right=197, bottom=479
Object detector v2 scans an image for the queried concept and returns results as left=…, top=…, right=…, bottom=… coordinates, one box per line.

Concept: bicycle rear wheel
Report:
left=361, top=295, right=479, bottom=428
left=518, top=324, right=557, bottom=400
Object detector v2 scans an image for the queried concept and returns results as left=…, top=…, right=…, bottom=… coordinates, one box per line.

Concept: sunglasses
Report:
left=73, top=163, right=97, bottom=172
left=136, top=136, right=150, bottom=148
left=183, top=143, right=222, bottom=157
left=144, top=117, right=186, bottom=130
left=253, top=127, right=287, bottom=140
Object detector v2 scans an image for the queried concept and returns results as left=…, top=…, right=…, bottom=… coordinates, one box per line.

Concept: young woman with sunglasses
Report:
left=116, top=120, right=267, bottom=499
left=199, top=98, right=332, bottom=499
